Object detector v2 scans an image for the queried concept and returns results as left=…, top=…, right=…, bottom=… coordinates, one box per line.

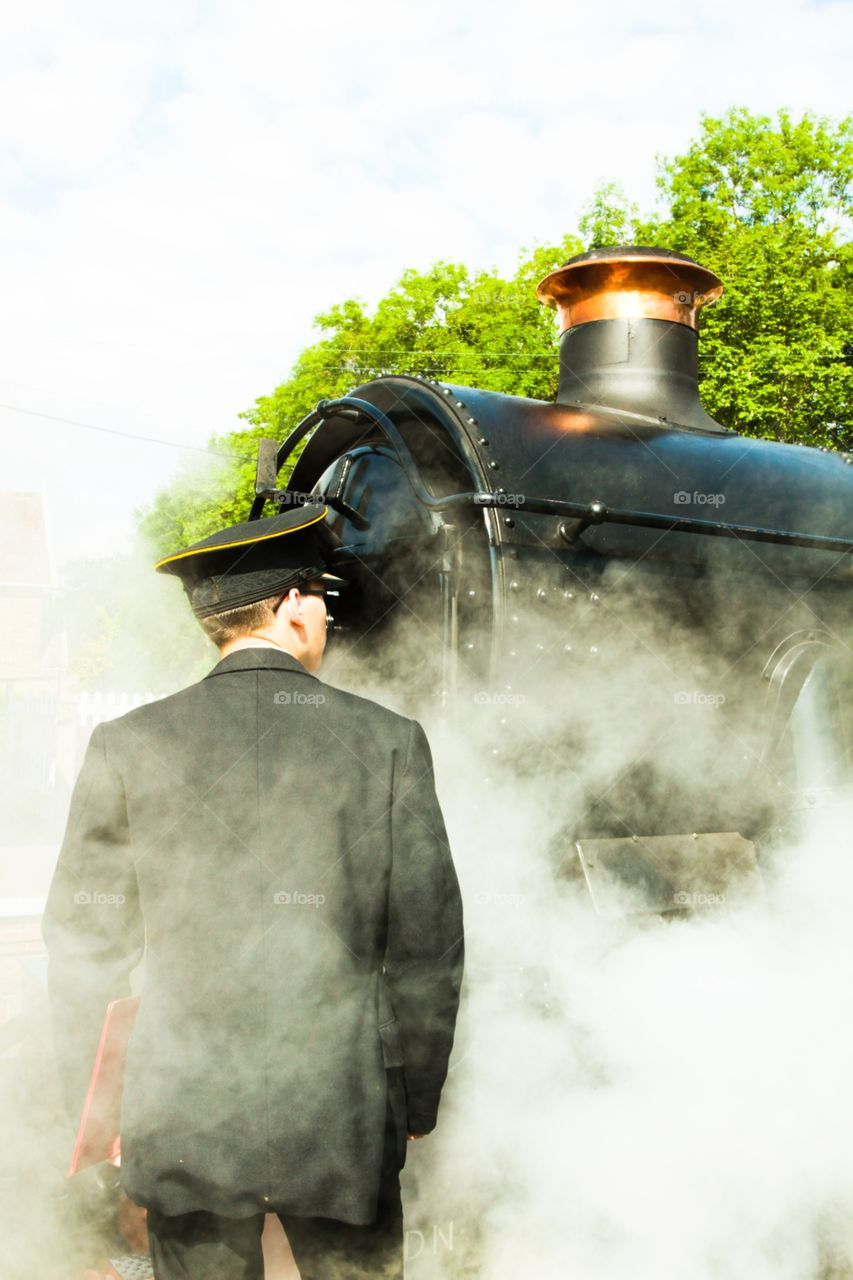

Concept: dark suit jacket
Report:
left=42, top=647, right=464, bottom=1222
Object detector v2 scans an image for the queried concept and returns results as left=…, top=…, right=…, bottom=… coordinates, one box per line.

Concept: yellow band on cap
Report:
left=154, top=507, right=328, bottom=571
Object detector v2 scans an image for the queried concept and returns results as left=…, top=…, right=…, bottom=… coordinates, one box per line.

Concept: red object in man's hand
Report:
left=68, top=996, right=140, bottom=1176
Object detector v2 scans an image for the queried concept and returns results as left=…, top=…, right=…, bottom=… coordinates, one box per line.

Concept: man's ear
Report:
left=281, top=590, right=306, bottom=626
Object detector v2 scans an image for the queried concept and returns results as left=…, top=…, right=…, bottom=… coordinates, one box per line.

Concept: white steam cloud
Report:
left=3, top=516, right=852, bottom=1280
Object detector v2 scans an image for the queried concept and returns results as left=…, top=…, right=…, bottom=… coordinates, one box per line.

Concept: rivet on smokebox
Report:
left=563, top=644, right=573, bottom=654
left=692, top=832, right=698, bottom=839
left=467, top=589, right=477, bottom=598
left=590, top=592, right=601, bottom=604
left=510, top=580, right=520, bottom=592
left=563, top=590, right=575, bottom=601
left=479, top=437, right=489, bottom=446
left=536, top=588, right=547, bottom=600
left=465, top=641, right=475, bottom=650
left=504, top=517, right=515, bottom=527
left=589, top=645, right=599, bottom=655
left=489, top=460, right=499, bottom=470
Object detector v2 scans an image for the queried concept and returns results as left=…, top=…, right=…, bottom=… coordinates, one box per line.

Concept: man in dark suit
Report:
left=43, top=504, right=465, bottom=1279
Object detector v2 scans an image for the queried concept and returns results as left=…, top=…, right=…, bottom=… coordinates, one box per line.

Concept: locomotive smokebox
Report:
left=537, top=246, right=725, bottom=433
left=250, top=240, right=852, bottom=903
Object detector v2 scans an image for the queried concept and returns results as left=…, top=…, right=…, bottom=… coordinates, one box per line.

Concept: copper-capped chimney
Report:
left=537, top=246, right=725, bottom=433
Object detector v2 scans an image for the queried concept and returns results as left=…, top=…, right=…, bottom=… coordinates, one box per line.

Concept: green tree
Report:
left=138, top=238, right=582, bottom=558
left=578, top=181, right=639, bottom=249
left=62, top=539, right=213, bottom=691
left=631, top=107, right=853, bottom=447
left=138, top=107, right=852, bottom=560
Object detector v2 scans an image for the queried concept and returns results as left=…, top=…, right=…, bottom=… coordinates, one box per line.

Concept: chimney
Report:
left=536, top=247, right=725, bottom=433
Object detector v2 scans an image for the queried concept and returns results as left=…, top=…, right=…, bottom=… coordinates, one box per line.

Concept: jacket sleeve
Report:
left=42, top=722, right=145, bottom=1126
left=384, top=718, right=464, bottom=1135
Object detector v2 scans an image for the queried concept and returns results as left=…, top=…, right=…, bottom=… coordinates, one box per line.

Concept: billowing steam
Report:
left=3, top=531, right=852, bottom=1280
left=394, top=570, right=853, bottom=1280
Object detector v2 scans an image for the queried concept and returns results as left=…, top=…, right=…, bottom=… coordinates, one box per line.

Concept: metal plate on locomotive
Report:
left=575, top=831, right=764, bottom=916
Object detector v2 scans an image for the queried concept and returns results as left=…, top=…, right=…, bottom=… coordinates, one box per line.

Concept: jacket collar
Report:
left=204, top=645, right=320, bottom=681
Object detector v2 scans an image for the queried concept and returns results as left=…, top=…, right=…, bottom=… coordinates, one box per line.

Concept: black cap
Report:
left=154, top=503, right=347, bottom=619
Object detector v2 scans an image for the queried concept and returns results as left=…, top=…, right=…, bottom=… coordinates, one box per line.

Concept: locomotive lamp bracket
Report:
left=254, top=437, right=279, bottom=495
left=253, top=439, right=370, bottom=531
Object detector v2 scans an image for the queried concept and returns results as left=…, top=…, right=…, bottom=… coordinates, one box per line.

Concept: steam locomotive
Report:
left=6, top=248, right=851, bottom=1280
left=250, top=246, right=853, bottom=914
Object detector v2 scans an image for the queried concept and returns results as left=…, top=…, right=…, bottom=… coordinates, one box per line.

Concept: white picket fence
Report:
left=1, top=686, right=173, bottom=841
left=76, top=690, right=166, bottom=733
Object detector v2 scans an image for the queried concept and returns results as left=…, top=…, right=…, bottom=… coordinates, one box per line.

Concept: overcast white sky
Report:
left=1, top=0, right=851, bottom=569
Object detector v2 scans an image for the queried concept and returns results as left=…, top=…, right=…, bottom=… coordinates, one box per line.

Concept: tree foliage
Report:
left=138, top=107, right=852, bottom=560
left=61, top=538, right=214, bottom=692
left=633, top=107, right=853, bottom=448
left=138, top=238, right=583, bottom=556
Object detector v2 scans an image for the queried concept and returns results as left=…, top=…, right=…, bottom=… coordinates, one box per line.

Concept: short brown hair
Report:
left=197, top=595, right=282, bottom=646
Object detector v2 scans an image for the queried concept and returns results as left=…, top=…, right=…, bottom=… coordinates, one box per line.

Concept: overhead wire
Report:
left=0, top=402, right=257, bottom=461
